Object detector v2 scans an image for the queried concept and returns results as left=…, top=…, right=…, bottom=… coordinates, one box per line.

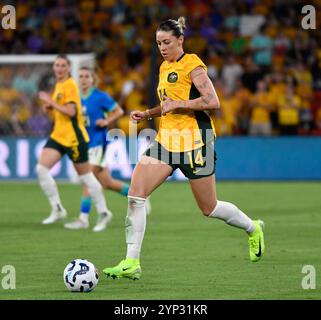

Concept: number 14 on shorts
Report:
left=187, top=149, right=204, bottom=172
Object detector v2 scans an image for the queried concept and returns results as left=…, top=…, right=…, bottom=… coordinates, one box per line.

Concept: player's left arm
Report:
left=38, top=91, right=76, bottom=117
left=161, top=67, right=220, bottom=115
left=96, top=104, right=124, bottom=128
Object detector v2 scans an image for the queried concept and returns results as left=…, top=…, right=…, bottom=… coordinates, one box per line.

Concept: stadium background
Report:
left=1, top=0, right=321, bottom=301
left=0, top=0, right=321, bottom=181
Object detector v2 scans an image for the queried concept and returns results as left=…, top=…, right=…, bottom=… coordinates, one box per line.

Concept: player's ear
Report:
left=178, top=35, right=184, bottom=46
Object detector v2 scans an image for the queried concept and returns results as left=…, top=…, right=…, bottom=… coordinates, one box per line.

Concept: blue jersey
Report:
left=81, top=88, right=117, bottom=148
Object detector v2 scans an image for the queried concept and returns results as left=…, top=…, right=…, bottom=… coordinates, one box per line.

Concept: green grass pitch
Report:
left=0, top=181, right=320, bottom=300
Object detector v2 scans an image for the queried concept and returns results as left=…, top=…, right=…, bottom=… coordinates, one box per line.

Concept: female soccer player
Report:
left=37, top=55, right=112, bottom=228
left=64, top=67, right=129, bottom=232
left=103, top=17, right=265, bottom=280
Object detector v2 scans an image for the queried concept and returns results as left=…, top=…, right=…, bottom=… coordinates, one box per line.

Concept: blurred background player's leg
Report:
left=74, top=162, right=113, bottom=232
left=36, top=147, right=67, bottom=224
left=93, top=165, right=130, bottom=196
left=93, top=166, right=151, bottom=214
left=64, top=186, right=91, bottom=230
left=65, top=164, right=130, bottom=231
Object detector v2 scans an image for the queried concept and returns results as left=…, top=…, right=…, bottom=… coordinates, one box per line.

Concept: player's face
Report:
left=53, top=58, right=70, bottom=81
left=79, top=70, right=94, bottom=90
left=156, top=31, right=183, bottom=62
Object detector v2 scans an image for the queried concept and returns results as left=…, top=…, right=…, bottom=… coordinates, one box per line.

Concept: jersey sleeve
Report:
left=101, top=92, right=117, bottom=112
left=64, top=79, right=79, bottom=104
left=185, top=54, right=207, bottom=76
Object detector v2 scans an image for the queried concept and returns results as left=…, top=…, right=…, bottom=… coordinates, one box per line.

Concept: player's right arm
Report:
left=96, top=104, right=124, bottom=128
left=38, top=91, right=76, bottom=117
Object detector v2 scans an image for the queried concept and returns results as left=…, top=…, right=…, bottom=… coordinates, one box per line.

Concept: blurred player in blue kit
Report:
left=64, top=67, right=129, bottom=231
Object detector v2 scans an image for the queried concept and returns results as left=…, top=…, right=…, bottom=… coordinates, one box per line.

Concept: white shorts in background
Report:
left=88, top=145, right=108, bottom=167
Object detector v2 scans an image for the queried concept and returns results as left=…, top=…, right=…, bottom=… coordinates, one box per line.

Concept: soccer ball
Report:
left=63, top=259, right=99, bottom=292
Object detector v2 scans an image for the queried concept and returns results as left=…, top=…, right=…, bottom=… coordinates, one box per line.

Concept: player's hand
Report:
left=38, top=91, right=52, bottom=105
left=96, top=119, right=108, bottom=128
left=161, top=95, right=180, bottom=115
left=42, top=103, right=53, bottom=112
left=130, top=110, right=146, bottom=122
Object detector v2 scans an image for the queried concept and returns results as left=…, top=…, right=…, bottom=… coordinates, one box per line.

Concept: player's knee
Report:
left=95, top=169, right=112, bottom=189
left=101, top=181, right=110, bottom=189
left=92, top=166, right=103, bottom=177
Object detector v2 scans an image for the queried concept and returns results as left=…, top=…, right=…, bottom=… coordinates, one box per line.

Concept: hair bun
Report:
left=177, top=16, right=186, bottom=32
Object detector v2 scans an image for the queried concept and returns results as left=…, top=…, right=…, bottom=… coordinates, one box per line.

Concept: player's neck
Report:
left=82, top=86, right=94, bottom=98
left=168, top=50, right=185, bottom=63
left=57, top=75, right=69, bottom=83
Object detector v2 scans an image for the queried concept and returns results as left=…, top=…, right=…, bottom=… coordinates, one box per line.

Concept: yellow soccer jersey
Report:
left=50, top=77, right=89, bottom=147
left=156, top=53, right=216, bottom=152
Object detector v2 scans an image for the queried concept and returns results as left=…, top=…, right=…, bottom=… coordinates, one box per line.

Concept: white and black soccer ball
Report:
left=63, top=259, right=99, bottom=292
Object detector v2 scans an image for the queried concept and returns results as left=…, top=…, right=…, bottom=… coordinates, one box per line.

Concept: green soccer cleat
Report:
left=248, top=220, right=265, bottom=262
left=103, top=258, right=141, bottom=280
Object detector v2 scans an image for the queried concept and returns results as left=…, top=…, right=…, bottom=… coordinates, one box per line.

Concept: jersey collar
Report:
left=176, top=52, right=185, bottom=62
left=81, top=87, right=95, bottom=100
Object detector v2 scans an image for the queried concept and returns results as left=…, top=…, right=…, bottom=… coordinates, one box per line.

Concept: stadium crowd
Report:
left=0, top=0, right=321, bottom=136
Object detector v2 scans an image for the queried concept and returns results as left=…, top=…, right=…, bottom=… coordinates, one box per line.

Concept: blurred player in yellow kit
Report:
left=36, top=54, right=112, bottom=226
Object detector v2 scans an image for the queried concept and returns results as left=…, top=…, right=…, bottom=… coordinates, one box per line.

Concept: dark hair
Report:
left=157, top=16, right=186, bottom=38
left=55, top=54, right=71, bottom=65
